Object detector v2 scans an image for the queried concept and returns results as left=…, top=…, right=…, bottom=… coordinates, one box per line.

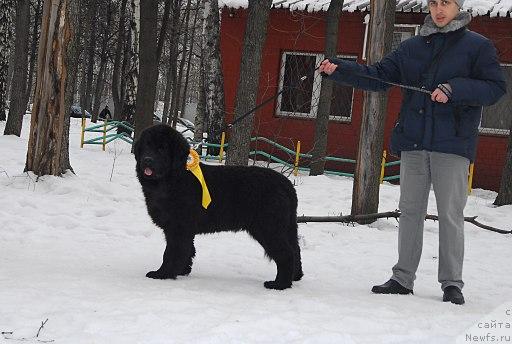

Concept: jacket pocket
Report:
left=454, top=106, right=480, bottom=138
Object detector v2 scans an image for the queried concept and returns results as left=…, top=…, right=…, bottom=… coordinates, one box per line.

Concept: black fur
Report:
left=134, top=124, right=303, bottom=290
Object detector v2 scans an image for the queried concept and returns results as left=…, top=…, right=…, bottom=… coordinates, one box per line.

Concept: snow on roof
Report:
left=219, top=0, right=512, bottom=17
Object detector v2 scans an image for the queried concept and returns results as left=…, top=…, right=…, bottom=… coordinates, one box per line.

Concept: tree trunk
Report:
left=225, top=0, right=272, bottom=166
left=156, top=0, right=172, bottom=63
left=180, top=3, right=200, bottom=119
left=494, top=122, right=512, bottom=206
left=310, top=0, right=343, bottom=176
left=161, top=0, right=181, bottom=125
left=4, top=0, right=30, bottom=136
left=82, top=0, right=98, bottom=114
left=133, top=0, right=157, bottom=143
left=0, top=0, right=16, bottom=121
left=170, top=0, right=193, bottom=127
left=112, top=0, right=128, bottom=121
left=351, top=0, right=396, bottom=221
left=121, top=0, right=140, bottom=127
left=60, top=0, right=81, bottom=173
left=194, top=55, right=206, bottom=143
left=25, top=0, right=76, bottom=176
left=92, top=1, right=113, bottom=122
left=193, top=0, right=206, bottom=144
left=25, top=0, right=43, bottom=108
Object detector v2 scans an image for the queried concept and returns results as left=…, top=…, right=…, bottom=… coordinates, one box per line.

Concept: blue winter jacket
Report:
left=326, top=27, right=507, bottom=161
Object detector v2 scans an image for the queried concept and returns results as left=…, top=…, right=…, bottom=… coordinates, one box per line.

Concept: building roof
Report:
left=219, top=0, right=512, bottom=17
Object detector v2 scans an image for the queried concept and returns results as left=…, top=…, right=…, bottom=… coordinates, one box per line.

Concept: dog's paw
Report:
left=293, top=271, right=304, bottom=281
left=264, top=280, right=292, bottom=290
left=178, top=265, right=192, bottom=276
left=146, top=270, right=177, bottom=280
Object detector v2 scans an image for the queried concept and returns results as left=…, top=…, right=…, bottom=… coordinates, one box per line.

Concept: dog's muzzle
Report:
left=142, top=157, right=154, bottom=177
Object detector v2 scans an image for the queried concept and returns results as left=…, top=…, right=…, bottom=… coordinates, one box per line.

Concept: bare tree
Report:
left=0, top=0, right=16, bottom=121
left=351, top=0, right=396, bottom=221
left=170, top=0, right=193, bottom=127
left=179, top=2, right=201, bottom=119
left=92, top=1, right=114, bottom=122
left=194, top=0, right=207, bottom=144
left=494, top=122, right=512, bottom=206
left=202, top=0, right=226, bottom=156
left=60, top=0, right=82, bottom=173
left=81, top=0, right=99, bottom=114
left=120, top=0, right=140, bottom=127
left=225, top=0, right=272, bottom=165
left=25, top=0, right=44, bottom=107
left=112, top=0, right=128, bottom=121
left=25, top=0, right=78, bottom=176
left=162, top=0, right=183, bottom=125
left=310, top=0, right=343, bottom=176
left=4, top=0, right=30, bottom=136
left=133, top=0, right=157, bottom=143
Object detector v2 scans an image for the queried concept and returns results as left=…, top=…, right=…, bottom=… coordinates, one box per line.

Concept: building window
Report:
left=480, top=64, right=512, bottom=135
left=276, top=52, right=356, bottom=122
left=362, top=14, right=419, bottom=60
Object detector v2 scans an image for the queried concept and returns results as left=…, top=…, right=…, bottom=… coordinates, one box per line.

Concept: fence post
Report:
left=219, top=131, right=226, bottom=162
left=380, top=150, right=387, bottom=184
left=468, top=163, right=474, bottom=194
left=80, top=117, right=86, bottom=148
left=102, top=119, right=108, bottom=151
left=294, top=140, right=301, bottom=176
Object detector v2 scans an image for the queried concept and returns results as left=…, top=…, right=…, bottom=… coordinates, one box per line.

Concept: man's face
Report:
left=428, top=0, right=460, bottom=28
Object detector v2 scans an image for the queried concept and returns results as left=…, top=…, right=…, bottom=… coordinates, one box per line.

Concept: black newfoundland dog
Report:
left=134, top=124, right=303, bottom=289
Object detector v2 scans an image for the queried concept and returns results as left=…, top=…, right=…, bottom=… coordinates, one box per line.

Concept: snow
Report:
left=219, top=0, right=512, bottom=17
left=1, top=114, right=512, bottom=343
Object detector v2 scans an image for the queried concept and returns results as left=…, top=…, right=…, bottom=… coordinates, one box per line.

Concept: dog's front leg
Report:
left=146, top=232, right=194, bottom=280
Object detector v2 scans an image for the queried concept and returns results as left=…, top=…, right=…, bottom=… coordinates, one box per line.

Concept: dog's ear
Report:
left=133, top=138, right=140, bottom=161
left=170, top=129, right=191, bottom=170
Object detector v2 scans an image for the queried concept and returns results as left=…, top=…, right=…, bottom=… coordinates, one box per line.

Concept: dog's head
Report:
left=134, top=124, right=190, bottom=182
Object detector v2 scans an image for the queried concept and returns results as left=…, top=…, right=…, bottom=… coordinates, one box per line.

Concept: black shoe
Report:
left=371, top=279, right=413, bottom=295
left=443, top=286, right=465, bottom=305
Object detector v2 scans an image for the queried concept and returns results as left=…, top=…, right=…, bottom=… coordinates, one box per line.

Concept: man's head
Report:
left=428, top=0, right=462, bottom=28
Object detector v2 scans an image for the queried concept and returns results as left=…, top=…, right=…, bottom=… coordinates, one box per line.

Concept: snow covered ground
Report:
left=1, top=115, right=511, bottom=344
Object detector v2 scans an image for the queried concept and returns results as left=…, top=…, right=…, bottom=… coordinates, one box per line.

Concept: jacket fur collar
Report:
left=419, top=11, right=472, bottom=36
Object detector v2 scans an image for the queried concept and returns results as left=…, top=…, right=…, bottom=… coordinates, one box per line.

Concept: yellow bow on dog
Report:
left=186, top=149, right=211, bottom=209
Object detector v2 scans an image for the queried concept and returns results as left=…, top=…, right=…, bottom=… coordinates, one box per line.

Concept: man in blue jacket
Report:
left=320, top=0, right=506, bottom=305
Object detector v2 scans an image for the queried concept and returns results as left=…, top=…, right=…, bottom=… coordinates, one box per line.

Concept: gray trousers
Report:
left=391, top=150, right=469, bottom=291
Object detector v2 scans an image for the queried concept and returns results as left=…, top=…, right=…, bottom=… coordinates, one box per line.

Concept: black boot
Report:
left=371, top=279, right=413, bottom=295
left=443, top=286, right=465, bottom=305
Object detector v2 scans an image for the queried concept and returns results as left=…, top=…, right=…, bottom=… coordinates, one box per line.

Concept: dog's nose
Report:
left=143, top=157, right=154, bottom=166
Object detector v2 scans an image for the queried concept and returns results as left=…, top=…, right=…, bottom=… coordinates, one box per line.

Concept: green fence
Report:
left=192, top=136, right=401, bottom=182
left=80, top=119, right=133, bottom=150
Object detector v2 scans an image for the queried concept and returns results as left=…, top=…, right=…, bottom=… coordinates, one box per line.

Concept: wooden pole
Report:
left=294, top=140, right=301, bottom=176
left=219, top=131, right=225, bottom=162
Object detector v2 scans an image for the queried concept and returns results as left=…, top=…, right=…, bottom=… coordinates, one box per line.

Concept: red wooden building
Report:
left=219, top=0, right=512, bottom=191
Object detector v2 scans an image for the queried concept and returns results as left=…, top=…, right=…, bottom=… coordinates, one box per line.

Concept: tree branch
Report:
left=297, top=210, right=512, bottom=234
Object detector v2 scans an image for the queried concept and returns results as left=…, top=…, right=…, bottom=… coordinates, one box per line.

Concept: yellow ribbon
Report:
left=186, top=149, right=211, bottom=209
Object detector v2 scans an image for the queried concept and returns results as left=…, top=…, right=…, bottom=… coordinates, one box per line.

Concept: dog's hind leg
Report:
left=250, top=228, right=294, bottom=290
left=288, top=223, right=303, bottom=281
left=178, top=237, right=195, bottom=276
